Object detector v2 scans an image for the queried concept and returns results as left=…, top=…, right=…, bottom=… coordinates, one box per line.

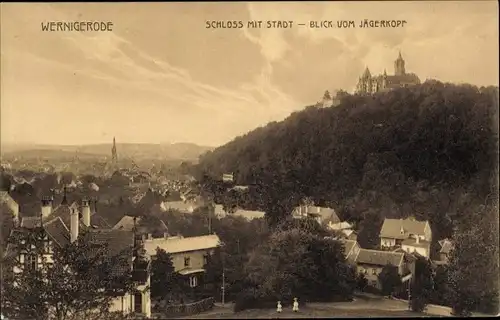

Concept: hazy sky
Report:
left=1, top=1, right=498, bottom=147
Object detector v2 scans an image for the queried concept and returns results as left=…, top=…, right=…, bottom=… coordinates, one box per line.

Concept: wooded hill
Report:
left=196, top=81, right=499, bottom=248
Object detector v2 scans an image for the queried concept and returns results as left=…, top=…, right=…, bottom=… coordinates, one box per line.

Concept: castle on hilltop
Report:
left=355, top=51, right=421, bottom=94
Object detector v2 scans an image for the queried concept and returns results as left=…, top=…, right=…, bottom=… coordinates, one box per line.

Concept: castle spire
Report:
left=394, top=50, right=406, bottom=76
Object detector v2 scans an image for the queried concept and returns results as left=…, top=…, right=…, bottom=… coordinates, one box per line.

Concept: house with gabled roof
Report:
left=354, top=248, right=410, bottom=289
left=143, top=234, right=221, bottom=289
left=379, top=217, right=432, bottom=258
left=213, top=204, right=265, bottom=221
left=291, top=204, right=341, bottom=225
left=3, top=195, right=152, bottom=318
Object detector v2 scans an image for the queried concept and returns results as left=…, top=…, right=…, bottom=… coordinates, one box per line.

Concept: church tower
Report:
left=394, top=51, right=406, bottom=76
left=111, top=137, right=118, bottom=166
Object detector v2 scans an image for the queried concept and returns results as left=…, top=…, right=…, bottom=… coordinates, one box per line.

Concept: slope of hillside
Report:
left=196, top=81, right=499, bottom=243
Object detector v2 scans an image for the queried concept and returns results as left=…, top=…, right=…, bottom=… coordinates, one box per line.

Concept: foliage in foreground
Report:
left=1, top=229, right=135, bottom=320
left=233, top=228, right=356, bottom=312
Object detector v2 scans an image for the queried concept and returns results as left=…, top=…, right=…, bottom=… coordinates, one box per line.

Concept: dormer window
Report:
left=184, top=257, right=190, bottom=267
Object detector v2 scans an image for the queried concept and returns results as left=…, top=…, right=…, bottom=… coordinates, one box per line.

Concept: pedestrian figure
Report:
left=277, top=301, right=282, bottom=313
left=292, top=297, right=299, bottom=312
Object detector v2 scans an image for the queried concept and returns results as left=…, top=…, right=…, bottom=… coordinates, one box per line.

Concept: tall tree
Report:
left=150, top=247, right=184, bottom=301
left=410, top=256, right=434, bottom=312
left=378, top=264, right=402, bottom=296
left=447, top=202, right=499, bottom=316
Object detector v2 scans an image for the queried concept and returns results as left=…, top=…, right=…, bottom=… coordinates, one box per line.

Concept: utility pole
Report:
left=222, top=269, right=225, bottom=306
left=408, top=277, right=412, bottom=310
left=221, top=242, right=226, bottom=306
left=208, top=201, right=212, bottom=234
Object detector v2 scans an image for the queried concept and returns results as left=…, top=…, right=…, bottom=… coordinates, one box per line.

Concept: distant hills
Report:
left=1, top=142, right=214, bottom=162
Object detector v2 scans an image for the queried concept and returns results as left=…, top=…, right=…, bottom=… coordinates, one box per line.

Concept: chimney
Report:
left=316, top=206, right=320, bottom=213
left=82, top=198, right=91, bottom=227
left=41, top=197, right=53, bottom=218
left=164, top=232, right=169, bottom=239
left=14, top=204, right=20, bottom=227
left=416, top=236, right=420, bottom=244
left=70, top=207, right=79, bottom=243
left=147, top=233, right=152, bottom=240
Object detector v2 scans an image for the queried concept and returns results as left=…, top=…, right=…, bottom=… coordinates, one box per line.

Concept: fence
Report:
left=156, top=297, right=215, bottom=318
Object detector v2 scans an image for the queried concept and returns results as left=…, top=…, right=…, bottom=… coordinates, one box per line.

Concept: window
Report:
left=372, top=268, right=377, bottom=275
left=26, top=254, right=37, bottom=271
left=189, top=275, right=197, bottom=288
left=134, top=292, right=142, bottom=313
left=203, top=254, right=208, bottom=266
left=184, top=257, right=190, bottom=267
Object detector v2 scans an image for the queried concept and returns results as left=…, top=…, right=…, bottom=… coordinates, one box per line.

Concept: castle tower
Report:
left=382, top=69, right=388, bottom=89
left=394, top=51, right=406, bottom=76
left=111, top=137, right=118, bottom=166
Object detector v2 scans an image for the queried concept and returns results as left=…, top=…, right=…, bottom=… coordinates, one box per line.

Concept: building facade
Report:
left=142, top=234, right=221, bottom=288
left=356, top=51, right=421, bottom=94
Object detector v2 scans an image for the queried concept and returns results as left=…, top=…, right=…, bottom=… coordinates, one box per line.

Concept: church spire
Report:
left=111, top=137, right=118, bottom=165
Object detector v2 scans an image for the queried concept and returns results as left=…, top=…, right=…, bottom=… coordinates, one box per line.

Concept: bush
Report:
left=233, top=289, right=280, bottom=312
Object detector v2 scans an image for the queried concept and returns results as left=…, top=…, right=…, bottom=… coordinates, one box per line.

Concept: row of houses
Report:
left=1, top=191, right=222, bottom=319
left=339, top=216, right=453, bottom=291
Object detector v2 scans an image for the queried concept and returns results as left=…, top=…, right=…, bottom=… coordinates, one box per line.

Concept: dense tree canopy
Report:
left=196, top=82, right=498, bottom=241
left=234, top=228, right=356, bottom=311
left=1, top=229, right=134, bottom=320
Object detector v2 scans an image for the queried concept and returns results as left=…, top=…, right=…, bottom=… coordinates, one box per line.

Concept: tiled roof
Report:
left=43, top=217, right=70, bottom=247
left=0, top=191, right=18, bottom=209
left=292, top=205, right=341, bottom=224
left=329, top=221, right=353, bottom=230
left=90, top=213, right=111, bottom=229
left=143, top=234, right=220, bottom=256
left=342, top=239, right=357, bottom=258
left=380, top=218, right=428, bottom=240
left=20, top=216, right=42, bottom=229
left=85, top=229, right=135, bottom=257
left=4, top=217, right=70, bottom=259
left=84, top=229, right=135, bottom=276
left=113, top=215, right=141, bottom=230
left=355, top=249, right=404, bottom=267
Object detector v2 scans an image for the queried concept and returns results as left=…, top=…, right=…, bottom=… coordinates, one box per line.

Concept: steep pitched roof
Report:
left=380, top=218, right=428, bottom=240
left=342, top=239, right=358, bottom=259
left=292, top=205, right=340, bottom=224
left=143, top=234, right=220, bottom=256
left=20, top=216, right=42, bottom=229
left=90, top=213, right=112, bottom=229
left=43, top=217, right=70, bottom=247
left=438, top=239, right=453, bottom=254
left=355, top=249, right=404, bottom=267
left=4, top=217, right=70, bottom=259
left=113, top=215, right=141, bottom=230
left=85, top=229, right=135, bottom=257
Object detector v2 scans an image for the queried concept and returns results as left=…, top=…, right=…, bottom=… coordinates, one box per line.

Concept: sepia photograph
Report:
left=0, top=1, right=498, bottom=319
